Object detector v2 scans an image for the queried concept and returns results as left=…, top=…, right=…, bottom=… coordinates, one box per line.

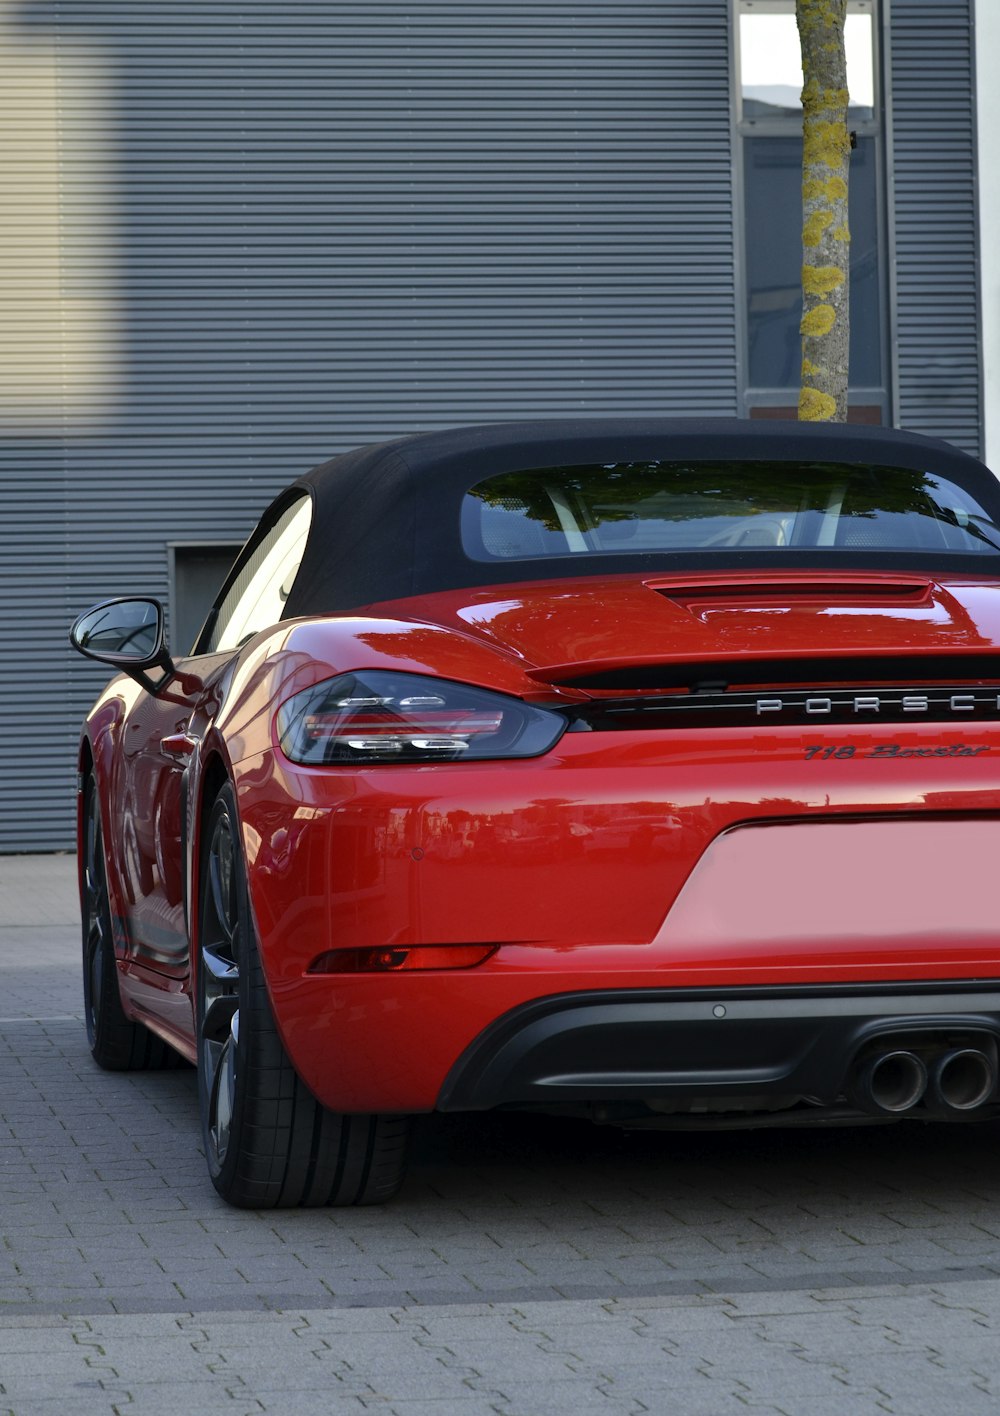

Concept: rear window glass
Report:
left=462, top=460, right=1000, bottom=560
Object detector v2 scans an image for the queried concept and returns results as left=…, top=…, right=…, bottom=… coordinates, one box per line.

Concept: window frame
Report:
left=192, top=490, right=314, bottom=656
left=168, top=540, right=243, bottom=657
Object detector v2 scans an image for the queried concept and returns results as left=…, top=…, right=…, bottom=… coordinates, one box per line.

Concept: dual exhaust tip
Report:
left=850, top=1046, right=996, bottom=1117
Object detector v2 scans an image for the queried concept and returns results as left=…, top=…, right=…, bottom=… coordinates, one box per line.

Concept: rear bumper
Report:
left=234, top=736, right=1000, bottom=1114
left=438, top=983, right=1000, bottom=1118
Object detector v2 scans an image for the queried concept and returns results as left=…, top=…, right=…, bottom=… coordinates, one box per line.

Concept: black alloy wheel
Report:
left=196, top=782, right=410, bottom=1209
left=81, top=772, right=174, bottom=1069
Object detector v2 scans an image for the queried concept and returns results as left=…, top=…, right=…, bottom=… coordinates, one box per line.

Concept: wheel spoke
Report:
left=84, top=842, right=96, bottom=905
left=84, top=805, right=100, bottom=916
left=202, top=989, right=238, bottom=1043
left=83, top=791, right=109, bottom=1031
left=201, top=817, right=240, bottom=1010
left=202, top=943, right=239, bottom=981
left=199, top=800, right=246, bottom=1174
left=208, top=822, right=235, bottom=946
left=205, top=1008, right=239, bottom=1163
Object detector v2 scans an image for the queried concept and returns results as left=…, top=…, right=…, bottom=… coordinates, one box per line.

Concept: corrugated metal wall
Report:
left=0, top=2, right=986, bottom=852
left=890, top=0, right=982, bottom=451
left=0, top=2, right=737, bottom=851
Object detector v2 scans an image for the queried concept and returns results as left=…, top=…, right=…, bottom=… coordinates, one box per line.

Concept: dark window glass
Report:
left=744, top=135, right=881, bottom=390
left=463, top=462, right=1000, bottom=560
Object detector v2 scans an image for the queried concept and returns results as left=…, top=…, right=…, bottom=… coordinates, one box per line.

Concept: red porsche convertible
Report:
left=72, top=418, right=1000, bottom=1208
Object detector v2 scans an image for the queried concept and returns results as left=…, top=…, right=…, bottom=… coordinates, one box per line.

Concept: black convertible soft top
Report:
left=282, top=418, right=1000, bottom=617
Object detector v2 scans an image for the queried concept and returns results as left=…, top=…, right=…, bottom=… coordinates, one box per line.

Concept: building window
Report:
left=736, top=0, right=886, bottom=421
left=169, top=543, right=242, bottom=656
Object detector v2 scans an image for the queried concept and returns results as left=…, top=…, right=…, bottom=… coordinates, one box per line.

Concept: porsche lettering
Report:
left=756, top=693, right=1000, bottom=716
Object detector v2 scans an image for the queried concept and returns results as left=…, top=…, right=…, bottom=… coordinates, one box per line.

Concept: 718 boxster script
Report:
left=803, top=744, right=990, bottom=760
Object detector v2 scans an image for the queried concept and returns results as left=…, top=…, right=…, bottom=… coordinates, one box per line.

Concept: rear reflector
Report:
left=307, top=945, right=497, bottom=974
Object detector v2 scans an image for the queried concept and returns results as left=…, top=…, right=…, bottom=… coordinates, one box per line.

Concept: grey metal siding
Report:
left=0, top=2, right=736, bottom=850
left=889, top=0, right=982, bottom=452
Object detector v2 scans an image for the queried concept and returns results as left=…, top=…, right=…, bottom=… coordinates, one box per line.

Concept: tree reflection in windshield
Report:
left=465, top=461, right=1000, bottom=559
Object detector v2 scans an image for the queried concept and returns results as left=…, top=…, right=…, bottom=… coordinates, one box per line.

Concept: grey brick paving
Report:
left=4, top=1288, right=1000, bottom=1414
left=7, top=855, right=1000, bottom=1412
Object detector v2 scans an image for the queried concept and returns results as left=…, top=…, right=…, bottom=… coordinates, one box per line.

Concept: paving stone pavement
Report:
left=5, top=853, right=1000, bottom=1413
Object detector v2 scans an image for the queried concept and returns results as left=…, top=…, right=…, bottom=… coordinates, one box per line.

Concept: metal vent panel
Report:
left=889, top=0, right=982, bottom=453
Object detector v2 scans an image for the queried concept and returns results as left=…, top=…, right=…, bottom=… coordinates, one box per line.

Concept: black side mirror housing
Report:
left=68, top=597, right=194, bottom=697
left=70, top=597, right=170, bottom=670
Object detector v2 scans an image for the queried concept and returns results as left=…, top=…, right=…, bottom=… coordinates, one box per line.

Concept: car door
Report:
left=120, top=492, right=314, bottom=975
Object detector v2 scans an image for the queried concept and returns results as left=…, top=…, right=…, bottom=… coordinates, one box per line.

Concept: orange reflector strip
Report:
left=307, top=944, right=497, bottom=974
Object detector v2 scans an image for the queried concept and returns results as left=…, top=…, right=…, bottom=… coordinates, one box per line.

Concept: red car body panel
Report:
left=374, top=572, right=1000, bottom=679
left=72, top=419, right=1000, bottom=1142
left=80, top=568, right=1000, bottom=1109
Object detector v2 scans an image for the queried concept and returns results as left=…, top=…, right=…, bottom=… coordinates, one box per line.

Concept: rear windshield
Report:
left=462, top=460, right=1000, bottom=561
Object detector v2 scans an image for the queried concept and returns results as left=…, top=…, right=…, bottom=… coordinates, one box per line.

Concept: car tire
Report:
left=81, top=772, right=178, bottom=1070
left=196, top=782, right=410, bottom=1208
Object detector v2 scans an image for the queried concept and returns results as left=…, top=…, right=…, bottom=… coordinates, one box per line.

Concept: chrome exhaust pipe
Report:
left=925, top=1048, right=996, bottom=1113
left=850, top=1049, right=927, bottom=1115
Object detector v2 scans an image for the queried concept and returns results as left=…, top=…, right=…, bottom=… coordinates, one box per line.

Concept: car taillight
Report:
left=276, top=671, right=567, bottom=764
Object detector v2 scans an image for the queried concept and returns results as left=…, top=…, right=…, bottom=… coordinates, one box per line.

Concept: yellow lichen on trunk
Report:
left=802, top=264, right=845, bottom=296
left=799, top=387, right=837, bottom=421
left=797, top=0, right=850, bottom=422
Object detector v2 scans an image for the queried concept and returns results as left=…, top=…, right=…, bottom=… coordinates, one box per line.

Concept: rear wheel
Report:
left=196, top=783, right=409, bottom=1208
left=81, top=773, right=176, bottom=1070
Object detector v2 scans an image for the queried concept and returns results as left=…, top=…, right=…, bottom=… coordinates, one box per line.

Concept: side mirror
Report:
left=69, top=597, right=191, bottom=702
left=70, top=598, right=204, bottom=700
left=70, top=597, right=176, bottom=686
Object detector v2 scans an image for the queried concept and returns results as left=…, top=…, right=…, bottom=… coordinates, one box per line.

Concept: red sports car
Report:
left=72, top=418, right=1000, bottom=1208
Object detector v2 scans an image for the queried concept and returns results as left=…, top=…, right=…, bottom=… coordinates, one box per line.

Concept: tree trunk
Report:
left=797, top=0, right=851, bottom=422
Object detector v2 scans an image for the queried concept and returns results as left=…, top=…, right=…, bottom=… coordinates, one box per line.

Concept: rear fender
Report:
left=213, top=614, right=569, bottom=763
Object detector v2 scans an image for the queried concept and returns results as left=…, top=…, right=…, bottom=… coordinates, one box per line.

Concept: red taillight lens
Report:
left=307, top=945, right=498, bottom=973
left=277, top=671, right=566, bottom=765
